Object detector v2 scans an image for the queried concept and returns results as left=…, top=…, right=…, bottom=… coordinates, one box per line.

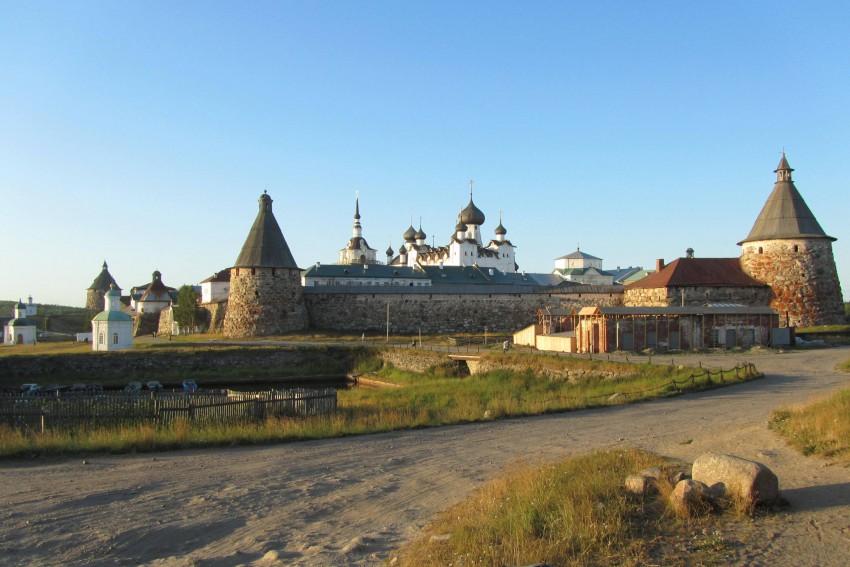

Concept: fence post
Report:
left=41, top=413, right=45, bottom=434
left=188, top=403, right=194, bottom=422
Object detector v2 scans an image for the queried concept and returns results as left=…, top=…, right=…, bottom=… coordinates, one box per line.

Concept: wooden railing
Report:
left=0, top=388, right=337, bottom=432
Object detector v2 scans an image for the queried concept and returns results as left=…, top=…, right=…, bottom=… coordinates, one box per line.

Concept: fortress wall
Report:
left=304, top=290, right=624, bottom=334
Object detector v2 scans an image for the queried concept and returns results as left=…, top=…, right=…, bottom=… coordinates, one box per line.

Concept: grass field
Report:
left=0, top=354, right=761, bottom=458
left=394, top=448, right=751, bottom=566
left=769, top=357, right=850, bottom=462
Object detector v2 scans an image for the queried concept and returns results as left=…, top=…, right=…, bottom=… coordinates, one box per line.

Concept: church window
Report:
left=793, top=245, right=799, bottom=253
left=113, top=333, right=118, bottom=345
left=98, top=333, right=104, bottom=345
left=251, top=268, right=256, bottom=275
left=758, top=247, right=763, bottom=254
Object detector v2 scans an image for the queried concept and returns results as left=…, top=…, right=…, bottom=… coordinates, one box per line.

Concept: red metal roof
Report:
left=624, top=258, right=767, bottom=290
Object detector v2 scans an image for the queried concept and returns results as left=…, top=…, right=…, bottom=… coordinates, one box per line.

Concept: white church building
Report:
left=91, top=285, right=134, bottom=351
left=3, top=299, right=37, bottom=345
left=388, top=183, right=517, bottom=274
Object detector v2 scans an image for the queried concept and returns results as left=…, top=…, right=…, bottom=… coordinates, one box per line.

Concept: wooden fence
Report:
left=0, top=388, right=337, bottom=433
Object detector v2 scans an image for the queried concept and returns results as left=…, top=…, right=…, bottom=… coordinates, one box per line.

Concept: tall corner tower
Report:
left=739, top=154, right=844, bottom=326
left=86, top=261, right=121, bottom=311
left=223, top=191, right=309, bottom=337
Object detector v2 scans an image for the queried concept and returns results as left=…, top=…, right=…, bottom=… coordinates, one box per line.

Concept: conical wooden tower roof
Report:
left=233, top=192, right=299, bottom=268
left=88, top=261, right=121, bottom=292
left=739, top=154, right=835, bottom=245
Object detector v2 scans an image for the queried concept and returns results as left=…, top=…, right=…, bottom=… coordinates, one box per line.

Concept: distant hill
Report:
left=0, top=300, right=92, bottom=335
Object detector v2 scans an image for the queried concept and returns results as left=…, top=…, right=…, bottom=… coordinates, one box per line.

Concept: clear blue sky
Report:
left=1, top=1, right=847, bottom=307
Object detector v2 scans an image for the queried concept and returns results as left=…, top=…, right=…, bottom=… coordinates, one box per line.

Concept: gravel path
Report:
left=1, top=347, right=849, bottom=566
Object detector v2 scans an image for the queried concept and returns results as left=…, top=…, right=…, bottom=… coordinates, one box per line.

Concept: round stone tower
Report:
left=223, top=191, right=309, bottom=337
left=86, top=261, right=121, bottom=311
left=739, top=154, right=844, bottom=326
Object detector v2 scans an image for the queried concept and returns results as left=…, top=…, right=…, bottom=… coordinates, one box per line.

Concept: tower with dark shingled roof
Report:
left=86, top=261, right=121, bottom=311
left=223, top=192, right=309, bottom=337
left=739, top=154, right=844, bottom=326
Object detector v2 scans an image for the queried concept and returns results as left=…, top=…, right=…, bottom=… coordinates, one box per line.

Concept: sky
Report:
left=1, top=1, right=848, bottom=308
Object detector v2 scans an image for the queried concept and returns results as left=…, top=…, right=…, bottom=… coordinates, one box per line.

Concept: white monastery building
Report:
left=338, top=195, right=378, bottom=265
left=3, top=299, right=37, bottom=345
left=91, top=285, right=134, bottom=351
left=389, top=183, right=517, bottom=274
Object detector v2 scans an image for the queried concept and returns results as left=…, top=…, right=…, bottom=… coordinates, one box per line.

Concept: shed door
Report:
left=669, top=330, right=680, bottom=350
left=725, top=328, right=736, bottom=349
left=621, top=332, right=634, bottom=351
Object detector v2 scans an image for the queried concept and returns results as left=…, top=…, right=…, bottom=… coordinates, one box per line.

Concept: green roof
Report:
left=7, top=317, right=37, bottom=327
left=92, top=311, right=133, bottom=322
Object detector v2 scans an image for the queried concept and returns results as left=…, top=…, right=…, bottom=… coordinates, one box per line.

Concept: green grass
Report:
left=769, top=386, right=850, bottom=461
left=394, top=448, right=744, bottom=566
left=0, top=359, right=761, bottom=458
left=768, top=357, right=850, bottom=461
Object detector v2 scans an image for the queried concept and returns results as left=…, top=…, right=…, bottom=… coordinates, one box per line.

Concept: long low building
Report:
left=515, top=304, right=786, bottom=354
left=575, top=305, right=782, bottom=353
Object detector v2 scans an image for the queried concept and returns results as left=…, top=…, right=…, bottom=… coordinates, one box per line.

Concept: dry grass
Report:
left=769, top=388, right=850, bottom=461
left=0, top=357, right=762, bottom=458
left=393, top=448, right=744, bottom=567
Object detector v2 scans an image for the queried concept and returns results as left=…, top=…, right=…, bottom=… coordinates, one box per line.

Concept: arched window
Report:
left=113, top=333, right=119, bottom=345
left=793, top=245, right=799, bottom=253
left=758, top=247, right=763, bottom=254
left=98, top=333, right=104, bottom=345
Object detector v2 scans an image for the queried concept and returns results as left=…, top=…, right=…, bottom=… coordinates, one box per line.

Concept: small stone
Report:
left=263, top=550, right=280, bottom=561
left=625, top=474, right=657, bottom=496
left=82, top=460, right=88, bottom=465
left=429, top=534, right=451, bottom=543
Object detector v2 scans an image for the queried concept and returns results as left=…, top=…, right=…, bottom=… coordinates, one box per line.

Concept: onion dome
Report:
left=415, top=226, right=426, bottom=241
left=460, top=196, right=485, bottom=226
left=386, top=244, right=394, bottom=256
left=403, top=225, right=417, bottom=242
left=454, top=214, right=467, bottom=233
left=105, top=283, right=121, bottom=298
left=399, top=243, right=408, bottom=256
left=495, top=222, right=507, bottom=236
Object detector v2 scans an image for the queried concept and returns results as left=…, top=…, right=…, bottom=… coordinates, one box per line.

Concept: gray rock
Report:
left=691, top=452, right=779, bottom=505
left=670, top=479, right=712, bottom=511
left=625, top=474, right=657, bottom=496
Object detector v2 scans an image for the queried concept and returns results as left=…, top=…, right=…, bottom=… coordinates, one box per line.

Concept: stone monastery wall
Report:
left=302, top=289, right=624, bottom=334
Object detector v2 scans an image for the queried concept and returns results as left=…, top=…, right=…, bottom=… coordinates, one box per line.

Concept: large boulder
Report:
left=691, top=452, right=779, bottom=505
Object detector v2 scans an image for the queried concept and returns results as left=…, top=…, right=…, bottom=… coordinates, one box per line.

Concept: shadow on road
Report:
left=782, top=481, right=850, bottom=512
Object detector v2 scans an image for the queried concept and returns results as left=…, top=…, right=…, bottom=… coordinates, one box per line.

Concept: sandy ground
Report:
left=1, top=346, right=850, bottom=566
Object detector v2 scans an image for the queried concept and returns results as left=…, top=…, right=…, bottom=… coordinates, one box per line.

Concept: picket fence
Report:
left=0, top=388, right=338, bottom=432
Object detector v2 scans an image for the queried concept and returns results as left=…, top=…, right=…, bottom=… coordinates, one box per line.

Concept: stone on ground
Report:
left=691, top=452, right=779, bottom=505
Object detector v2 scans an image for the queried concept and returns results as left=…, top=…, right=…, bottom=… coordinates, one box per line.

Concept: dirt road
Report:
left=2, top=347, right=849, bottom=566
